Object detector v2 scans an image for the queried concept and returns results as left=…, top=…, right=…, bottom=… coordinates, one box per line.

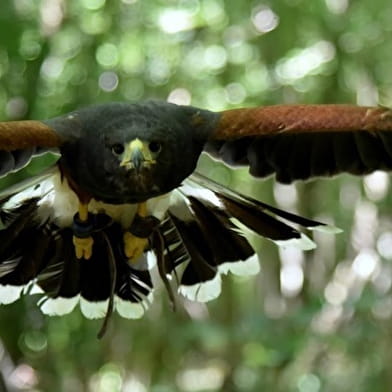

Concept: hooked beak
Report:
left=130, top=144, right=144, bottom=172
left=120, top=138, right=155, bottom=173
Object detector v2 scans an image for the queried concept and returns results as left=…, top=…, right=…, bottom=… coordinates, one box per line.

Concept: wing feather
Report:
left=0, top=120, right=63, bottom=178
left=206, top=105, right=392, bottom=182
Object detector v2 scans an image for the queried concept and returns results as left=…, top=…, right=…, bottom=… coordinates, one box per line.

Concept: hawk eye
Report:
left=148, top=141, right=162, bottom=153
left=111, top=143, right=124, bottom=155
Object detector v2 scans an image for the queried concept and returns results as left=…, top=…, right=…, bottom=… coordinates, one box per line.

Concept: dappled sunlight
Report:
left=158, top=9, right=196, bottom=34
left=1, top=0, right=392, bottom=390
left=275, top=41, right=336, bottom=85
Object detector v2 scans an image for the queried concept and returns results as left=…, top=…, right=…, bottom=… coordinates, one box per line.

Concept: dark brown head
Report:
left=49, top=101, right=219, bottom=203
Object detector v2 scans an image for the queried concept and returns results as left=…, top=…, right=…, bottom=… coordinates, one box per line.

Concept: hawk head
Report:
left=51, top=101, right=219, bottom=203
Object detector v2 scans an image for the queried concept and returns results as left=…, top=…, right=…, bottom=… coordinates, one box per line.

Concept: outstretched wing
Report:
left=0, top=120, right=63, bottom=177
left=205, top=105, right=392, bottom=183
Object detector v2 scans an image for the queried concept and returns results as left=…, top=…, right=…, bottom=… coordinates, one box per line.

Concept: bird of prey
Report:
left=0, top=101, right=391, bottom=336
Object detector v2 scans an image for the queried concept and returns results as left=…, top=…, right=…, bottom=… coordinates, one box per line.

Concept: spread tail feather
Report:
left=0, top=196, right=154, bottom=322
left=189, top=172, right=341, bottom=233
left=159, top=174, right=336, bottom=302
left=0, top=171, right=336, bottom=325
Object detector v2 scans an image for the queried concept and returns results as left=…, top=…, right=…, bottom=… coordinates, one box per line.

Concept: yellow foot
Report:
left=123, top=231, right=148, bottom=262
left=73, top=236, right=94, bottom=260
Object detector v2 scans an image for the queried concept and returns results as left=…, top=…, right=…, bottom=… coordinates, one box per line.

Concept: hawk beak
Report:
left=120, top=138, right=155, bottom=172
left=130, top=143, right=144, bottom=172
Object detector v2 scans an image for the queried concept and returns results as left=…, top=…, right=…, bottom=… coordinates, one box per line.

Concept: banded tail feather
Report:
left=0, top=169, right=335, bottom=330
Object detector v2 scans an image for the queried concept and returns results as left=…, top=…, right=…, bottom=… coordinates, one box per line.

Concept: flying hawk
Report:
left=0, top=101, right=390, bottom=336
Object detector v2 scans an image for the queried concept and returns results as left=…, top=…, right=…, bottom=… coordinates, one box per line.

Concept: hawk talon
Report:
left=123, top=231, right=149, bottom=262
left=73, top=235, right=94, bottom=260
left=72, top=209, right=95, bottom=259
left=128, top=214, right=160, bottom=238
left=72, top=212, right=95, bottom=238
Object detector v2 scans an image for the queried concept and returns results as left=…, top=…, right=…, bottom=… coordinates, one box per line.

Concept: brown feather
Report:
left=206, top=105, right=392, bottom=182
left=0, top=120, right=62, bottom=151
left=212, top=105, right=392, bottom=140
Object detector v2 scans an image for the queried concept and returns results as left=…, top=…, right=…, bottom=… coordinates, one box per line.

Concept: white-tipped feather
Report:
left=168, top=190, right=194, bottom=221
left=219, top=254, right=260, bottom=276
left=0, top=284, right=24, bottom=304
left=309, top=224, right=343, bottom=234
left=230, top=217, right=315, bottom=250
left=80, top=298, right=109, bottom=319
left=179, top=273, right=222, bottom=303
left=180, top=183, right=224, bottom=209
left=0, top=165, right=332, bottom=319
left=39, top=295, right=80, bottom=316
left=115, top=294, right=153, bottom=319
left=27, top=284, right=45, bottom=295
left=130, top=253, right=151, bottom=271
left=0, top=165, right=58, bottom=203
left=3, top=178, right=55, bottom=214
left=38, top=294, right=153, bottom=319
left=37, top=171, right=78, bottom=227
left=130, top=251, right=157, bottom=271
left=275, top=233, right=316, bottom=250
left=147, top=193, right=172, bottom=220
left=146, top=251, right=157, bottom=270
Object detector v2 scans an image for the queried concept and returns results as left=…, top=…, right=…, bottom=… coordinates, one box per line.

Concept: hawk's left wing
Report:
left=204, top=104, right=392, bottom=183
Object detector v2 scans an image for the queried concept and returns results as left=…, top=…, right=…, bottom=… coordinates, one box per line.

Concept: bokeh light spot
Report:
left=273, top=182, right=298, bottom=208
left=297, top=373, right=321, bottom=392
left=276, top=41, right=336, bottom=84
left=204, top=45, right=227, bottom=70
left=225, top=83, right=246, bottom=104
left=377, top=232, right=392, bottom=260
left=6, top=97, right=28, bottom=119
left=364, top=171, right=389, bottom=201
left=9, top=364, right=38, bottom=390
left=41, top=56, right=64, bottom=79
left=158, top=9, right=195, bottom=34
left=324, top=281, right=348, bottom=305
left=96, top=43, right=119, bottom=67
left=280, top=264, right=304, bottom=297
left=81, top=0, right=106, bottom=10
left=325, top=0, right=348, bottom=14
left=177, top=365, right=225, bottom=391
left=167, top=88, right=192, bottom=105
left=99, top=71, right=119, bottom=92
left=352, top=249, right=379, bottom=280
left=40, top=0, right=64, bottom=35
left=252, top=6, right=279, bottom=33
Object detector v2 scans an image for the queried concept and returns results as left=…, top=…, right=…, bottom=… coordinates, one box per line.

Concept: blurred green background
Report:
left=1, top=0, right=392, bottom=391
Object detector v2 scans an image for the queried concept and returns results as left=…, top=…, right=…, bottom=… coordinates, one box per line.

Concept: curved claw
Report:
left=73, top=235, right=94, bottom=260
left=123, top=231, right=148, bottom=262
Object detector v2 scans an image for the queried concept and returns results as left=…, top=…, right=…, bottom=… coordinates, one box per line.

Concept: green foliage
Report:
left=1, top=0, right=392, bottom=391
